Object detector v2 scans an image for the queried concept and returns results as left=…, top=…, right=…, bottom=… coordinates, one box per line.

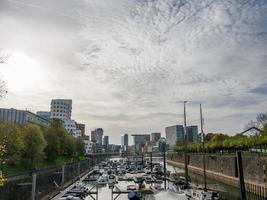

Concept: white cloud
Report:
left=0, top=0, right=267, bottom=144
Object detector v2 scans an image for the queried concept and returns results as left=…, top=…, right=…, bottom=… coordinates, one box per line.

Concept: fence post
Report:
left=77, top=162, right=80, bottom=178
left=61, top=165, right=65, bottom=190
left=31, top=171, right=37, bottom=200
left=236, top=151, right=246, bottom=200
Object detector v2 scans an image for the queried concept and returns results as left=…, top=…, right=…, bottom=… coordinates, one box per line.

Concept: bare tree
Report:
left=244, top=111, right=267, bottom=135
left=0, top=49, right=10, bottom=64
left=256, top=112, right=267, bottom=127
left=0, top=49, right=9, bottom=98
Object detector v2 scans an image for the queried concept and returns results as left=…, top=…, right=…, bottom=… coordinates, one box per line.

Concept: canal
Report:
left=56, top=157, right=263, bottom=200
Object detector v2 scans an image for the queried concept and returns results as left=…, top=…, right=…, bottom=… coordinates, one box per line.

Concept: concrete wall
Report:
left=168, top=152, right=267, bottom=184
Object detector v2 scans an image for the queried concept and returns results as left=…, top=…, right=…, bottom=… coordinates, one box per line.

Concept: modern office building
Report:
left=64, top=119, right=81, bottom=137
left=91, top=128, right=103, bottom=145
left=103, top=135, right=109, bottom=151
left=165, top=125, right=184, bottom=147
left=81, top=136, right=91, bottom=155
left=76, top=123, right=85, bottom=136
left=151, top=132, right=161, bottom=143
left=50, top=99, right=72, bottom=121
left=36, top=111, right=51, bottom=121
left=121, top=133, right=129, bottom=146
left=187, top=126, right=198, bottom=143
left=0, top=108, right=50, bottom=127
left=132, top=134, right=150, bottom=146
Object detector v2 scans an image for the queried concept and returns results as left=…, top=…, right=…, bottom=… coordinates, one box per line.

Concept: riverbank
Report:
left=167, top=159, right=267, bottom=198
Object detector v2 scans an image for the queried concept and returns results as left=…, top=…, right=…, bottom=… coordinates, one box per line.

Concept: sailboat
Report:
left=185, top=104, right=220, bottom=200
left=172, top=101, right=193, bottom=194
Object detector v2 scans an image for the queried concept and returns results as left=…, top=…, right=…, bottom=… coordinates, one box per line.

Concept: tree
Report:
left=0, top=49, right=9, bottom=98
left=76, top=137, right=85, bottom=157
left=50, top=119, right=68, bottom=155
left=256, top=112, right=267, bottom=128
left=43, top=126, right=60, bottom=161
left=0, top=122, right=24, bottom=166
left=21, top=124, right=46, bottom=169
left=0, top=49, right=9, bottom=64
left=63, top=134, right=76, bottom=158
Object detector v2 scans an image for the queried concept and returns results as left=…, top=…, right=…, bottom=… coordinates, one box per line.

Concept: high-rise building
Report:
left=76, top=123, right=85, bottom=137
left=187, top=126, right=198, bottom=143
left=91, top=128, right=103, bottom=145
left=132, top=134, right=150, bottom=146
left=0, top=108, right=50, bottom=127
left=103, top=135, right=109, bottom=150
left=121, top=133, right=129, bottom=146
left=165, top=125, right=184, bottom=147
left=50, top=99, right=72, bottom=121
left=50, top=99, right=81, bottom=137
left=151, top=132, right=161, bottom=143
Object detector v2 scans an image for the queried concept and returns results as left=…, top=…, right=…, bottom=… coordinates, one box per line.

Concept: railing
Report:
left=0, top=153, right=115, bottom=200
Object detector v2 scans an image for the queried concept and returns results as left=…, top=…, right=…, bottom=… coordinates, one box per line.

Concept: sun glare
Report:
left=1, top=51, right=43, bottom=92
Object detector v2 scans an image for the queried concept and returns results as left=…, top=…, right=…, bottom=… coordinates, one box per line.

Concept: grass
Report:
left=2, top=165, right=29, bottom=176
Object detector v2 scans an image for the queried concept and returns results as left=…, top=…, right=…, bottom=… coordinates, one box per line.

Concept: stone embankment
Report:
left=167, top=152, right=267, bottom=198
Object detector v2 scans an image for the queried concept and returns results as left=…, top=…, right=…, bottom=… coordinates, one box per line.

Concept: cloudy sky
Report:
left=0, top=0, right=267, bottom=144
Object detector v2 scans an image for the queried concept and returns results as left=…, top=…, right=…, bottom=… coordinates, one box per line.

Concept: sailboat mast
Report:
left=184, top=101, right=189, bottom=187
left=200, top=103, right=207, bottom=191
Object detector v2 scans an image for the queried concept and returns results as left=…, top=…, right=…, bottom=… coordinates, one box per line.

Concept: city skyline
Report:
left=0, top=0, right=267, bottom=144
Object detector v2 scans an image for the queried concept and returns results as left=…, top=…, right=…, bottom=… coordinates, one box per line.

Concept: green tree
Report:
left=50, top=119, right=67, bottom=155
left=76, top=137, right=85, bottom=156
left=43, top=126, right=60, bottom=161
left=21, top=124, right=46, bottom=169
left=63, top=134, right=76, bottom=157
left=0, top=122, right=24, bottom=166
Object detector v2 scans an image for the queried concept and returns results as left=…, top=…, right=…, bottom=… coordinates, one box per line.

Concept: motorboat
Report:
left=145, top=176, right=152, bottom=184
left=128, top=191, right=141, bottom=200
left=127, top=185, right=138, bottom=191
left=186, top=188, right=220, bottom=200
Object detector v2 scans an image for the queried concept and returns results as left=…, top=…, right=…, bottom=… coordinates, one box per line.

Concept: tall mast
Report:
left=200, top=104, right=207, bottom=191
left=184, top=101, right=189, bottom=187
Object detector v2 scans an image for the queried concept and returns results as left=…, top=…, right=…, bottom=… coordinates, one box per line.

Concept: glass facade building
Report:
left=165, top=125, right=184, bottom=147
left=0, top=108, right=50, bottom=127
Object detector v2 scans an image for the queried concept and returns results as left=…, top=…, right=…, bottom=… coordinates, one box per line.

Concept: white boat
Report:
left=186, top=188, right=220, bottom=200
left=127, top=185, right=138, bottom=191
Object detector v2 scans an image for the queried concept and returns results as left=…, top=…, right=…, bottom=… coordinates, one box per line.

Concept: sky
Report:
left=0, top=0, right=267, bottom=144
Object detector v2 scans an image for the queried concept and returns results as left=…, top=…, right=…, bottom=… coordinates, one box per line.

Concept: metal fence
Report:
left=0, top=159, right=92, bottom=200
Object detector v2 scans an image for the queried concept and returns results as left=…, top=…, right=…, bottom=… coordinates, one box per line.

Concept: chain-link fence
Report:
left=0, top=159, right=92, bottom=200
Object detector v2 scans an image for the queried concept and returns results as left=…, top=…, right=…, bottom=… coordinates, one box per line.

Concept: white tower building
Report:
left=50, top=99, right=80, bottom=137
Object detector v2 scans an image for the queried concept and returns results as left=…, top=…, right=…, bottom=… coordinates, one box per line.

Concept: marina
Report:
left=51, top=157, right=242, bottom=200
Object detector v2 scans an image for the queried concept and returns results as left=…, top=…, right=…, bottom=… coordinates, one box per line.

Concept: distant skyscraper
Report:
left=151, top=132, right=161, bottom=143
left=187, top=126, right=198, bottom=143
left=91, top=128, right=103, bottom=145
left=165, top=125, right=184, bottom=147
left=103, top=135, right=109, bottom=147
left=50, top=99, right=72, bottom=121
left=132, top=134, right=150, bottom=146
left=121, top=133, right=129, bottom=146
